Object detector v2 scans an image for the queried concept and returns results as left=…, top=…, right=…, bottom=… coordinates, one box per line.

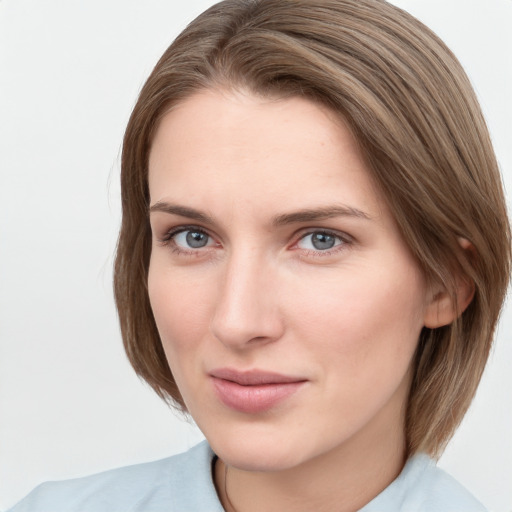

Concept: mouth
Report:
left=209, top=368, right=308, bottom=413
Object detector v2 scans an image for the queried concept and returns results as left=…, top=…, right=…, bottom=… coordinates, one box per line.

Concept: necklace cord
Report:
left=224, top=461, right=239, bottom=512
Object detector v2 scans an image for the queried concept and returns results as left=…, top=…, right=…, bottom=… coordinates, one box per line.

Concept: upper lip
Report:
left=209, top=368, right=307, bottom=386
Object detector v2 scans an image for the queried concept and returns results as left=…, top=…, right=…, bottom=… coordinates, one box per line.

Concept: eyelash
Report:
left=157, top=225, right=215, bottom=256
left=157, top=226, right=352, bottom=258
left=294, top=230, right=351, bottom=258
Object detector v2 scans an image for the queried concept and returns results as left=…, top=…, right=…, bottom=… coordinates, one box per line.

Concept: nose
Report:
left=210, top=250, right=284, bottom=350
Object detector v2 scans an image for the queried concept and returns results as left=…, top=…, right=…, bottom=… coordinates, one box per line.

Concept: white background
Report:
left=0, top=1, right=510, bottom=510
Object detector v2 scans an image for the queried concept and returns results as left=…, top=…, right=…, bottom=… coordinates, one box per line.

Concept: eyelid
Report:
left=291, top=228, right=353, bottom=255
left=157, top=224, right=219, bottom=249
left=157, top=223, right=203, bottom=238
left=293, top=228, right=352, bottom=244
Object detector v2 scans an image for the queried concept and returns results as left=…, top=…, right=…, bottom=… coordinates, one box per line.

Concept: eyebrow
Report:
left=149, top=201, right=371, bottom=226
left=149, top=202, right=215, bottom=224
left=272, top=205, right=371, bottom=226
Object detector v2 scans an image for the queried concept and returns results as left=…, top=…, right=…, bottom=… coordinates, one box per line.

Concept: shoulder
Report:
left=7, top=441, right=224, bottom=512
left=361, top=454, right=488, bottom=512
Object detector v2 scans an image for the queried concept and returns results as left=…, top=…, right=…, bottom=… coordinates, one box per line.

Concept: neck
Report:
left=214, top=406, right=407, bottom=512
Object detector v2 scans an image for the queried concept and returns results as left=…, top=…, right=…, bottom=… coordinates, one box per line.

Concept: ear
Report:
left=423, top=238, right=476, bottom=329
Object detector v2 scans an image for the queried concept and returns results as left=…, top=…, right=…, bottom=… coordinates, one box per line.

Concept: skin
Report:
left=147, top=89, right=451, bottom=512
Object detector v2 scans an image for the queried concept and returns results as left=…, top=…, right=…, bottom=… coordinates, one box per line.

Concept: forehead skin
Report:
left=148, top=89, right=391, bottom=230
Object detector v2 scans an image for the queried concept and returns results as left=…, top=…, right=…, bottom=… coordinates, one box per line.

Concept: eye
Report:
left=296, top=231, right=345, bottom=251
left=172, top=229, right=215, bottom=249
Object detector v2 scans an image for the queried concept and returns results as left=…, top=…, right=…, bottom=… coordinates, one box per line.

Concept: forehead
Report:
left=148, top=89, right=386, bottom=221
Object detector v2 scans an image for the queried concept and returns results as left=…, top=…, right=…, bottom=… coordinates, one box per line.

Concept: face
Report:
left=148, top=89, right=435, bottom=472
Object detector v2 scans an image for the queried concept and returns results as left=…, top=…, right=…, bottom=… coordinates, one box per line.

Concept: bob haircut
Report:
left=114, top=0, right=510, bottom=458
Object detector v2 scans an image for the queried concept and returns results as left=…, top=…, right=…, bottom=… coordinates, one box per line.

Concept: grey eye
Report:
left=311, top=233, right=336, bottom=250
left=297, top=231, right=342, bottom=251
left=174, top=230, right=212, bottom=249
left=186, top=231, right=209, bottom=248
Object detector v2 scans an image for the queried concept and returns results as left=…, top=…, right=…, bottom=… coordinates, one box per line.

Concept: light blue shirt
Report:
left=8, top=441, right=487, bottom=511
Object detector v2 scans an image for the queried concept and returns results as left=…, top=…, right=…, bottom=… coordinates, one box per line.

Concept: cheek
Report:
left=147, top=258, right=216, bottom=359
left=285, top=261, right=427, bottom=376
left=282, top=261, right=427, bottom=435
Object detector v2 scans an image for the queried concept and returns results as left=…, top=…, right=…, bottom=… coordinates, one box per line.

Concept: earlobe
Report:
left=423, top=238, right=476, bottom=329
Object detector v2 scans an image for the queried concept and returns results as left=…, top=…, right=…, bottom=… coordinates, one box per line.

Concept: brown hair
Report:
left=114, top=0, right=510, bottom=458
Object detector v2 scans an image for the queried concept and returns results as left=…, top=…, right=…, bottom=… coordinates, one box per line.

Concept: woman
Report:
left=8, top=0, right=510, bottom=510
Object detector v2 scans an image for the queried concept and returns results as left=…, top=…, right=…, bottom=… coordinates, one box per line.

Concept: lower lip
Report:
left=211, top=378, right=305, bottom=414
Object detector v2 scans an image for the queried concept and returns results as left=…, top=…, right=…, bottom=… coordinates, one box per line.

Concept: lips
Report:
left=209, top=368, right=307, bottom=413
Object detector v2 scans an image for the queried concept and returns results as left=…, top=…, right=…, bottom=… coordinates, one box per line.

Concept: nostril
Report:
left=248, top=336, right=269, bottom=344
left=209, top=312, right=284, bottom=349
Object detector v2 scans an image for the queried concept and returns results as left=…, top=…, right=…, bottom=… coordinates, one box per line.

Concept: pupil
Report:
left=312, top=233, right=335, bottom=250
left=186, top=231, right=208, bottom=248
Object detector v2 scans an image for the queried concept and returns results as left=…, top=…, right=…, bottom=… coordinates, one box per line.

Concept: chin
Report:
left=217, top=446, right=302, bottom=473
left=206, top=427, right=324, bottom=473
